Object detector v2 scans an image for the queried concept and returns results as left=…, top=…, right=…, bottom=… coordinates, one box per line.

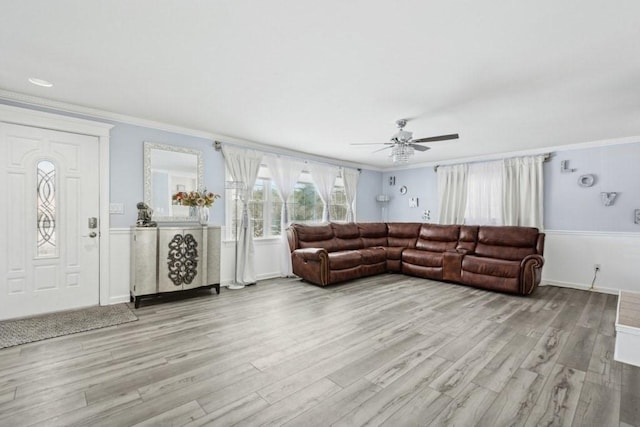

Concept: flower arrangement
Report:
left=172, top=189, right=220, bottom=207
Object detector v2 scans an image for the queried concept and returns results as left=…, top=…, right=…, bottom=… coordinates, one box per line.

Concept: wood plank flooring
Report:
left=0, top=274, right=638, bottom=426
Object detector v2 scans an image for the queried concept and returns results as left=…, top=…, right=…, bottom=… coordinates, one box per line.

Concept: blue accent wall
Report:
left=544, top=143, right=640, bottom=231
left=381, top=167, right=438, bottom=222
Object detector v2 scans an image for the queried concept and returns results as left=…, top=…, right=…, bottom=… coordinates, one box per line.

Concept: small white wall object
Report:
left=561, top=160, right=577, bottom=173
left=409, top=197, right=419, bottom=208
left=422, top=210, right=431, bottom=221
left=601, top=192, right=618, bottom=206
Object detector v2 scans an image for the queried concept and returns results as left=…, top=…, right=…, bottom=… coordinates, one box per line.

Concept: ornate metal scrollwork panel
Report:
left=167, top=233, right=199, bottom=286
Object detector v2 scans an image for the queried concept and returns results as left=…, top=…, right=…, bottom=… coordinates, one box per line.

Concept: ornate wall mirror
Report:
left=143, top=142, right=204, bottom=222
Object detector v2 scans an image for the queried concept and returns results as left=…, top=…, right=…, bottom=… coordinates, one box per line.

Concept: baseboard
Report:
left=108, top=295, right=131, bottom=305
left=541, top=280, right=619, bottom=295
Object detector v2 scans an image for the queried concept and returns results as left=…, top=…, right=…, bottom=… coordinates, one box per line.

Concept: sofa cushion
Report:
left=360, top=247, right=387, bottom=264
left=475, top=226, right=539, bottom=261
left=384, top=246, right=405, bottom=260
left=457, top=226, right=479, bottom=252
left=402, top=249, right=443, bottom=268
left=328, top=251, right=362, bottom=270
left=294, top=224, right=337, bottom=252
left=358, top=222, right=388, bottom=247
left=387, top=222, right=421, bottom=248
left=462, top=255, right=520, bottom=278
left=415, top=224, right=459, bottom=252
left=331, top=223, right=363, bottom=251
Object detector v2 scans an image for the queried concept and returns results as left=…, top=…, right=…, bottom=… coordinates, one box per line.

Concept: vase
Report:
left=198, top=206, right=209, bottom=225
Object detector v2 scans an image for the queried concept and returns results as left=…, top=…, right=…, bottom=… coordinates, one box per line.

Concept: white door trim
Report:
left=0, top=104, right=113, bottom=306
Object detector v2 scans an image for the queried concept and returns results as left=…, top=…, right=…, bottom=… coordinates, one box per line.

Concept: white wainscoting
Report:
left=108, top=228, right=283, bottom=304
left=109, top=228, right=132, bottom=304
left=542, top=230, right=640, bottom=294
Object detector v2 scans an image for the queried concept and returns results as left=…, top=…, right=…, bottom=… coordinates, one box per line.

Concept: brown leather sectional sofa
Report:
left=286, top=222, right=545, bottom=295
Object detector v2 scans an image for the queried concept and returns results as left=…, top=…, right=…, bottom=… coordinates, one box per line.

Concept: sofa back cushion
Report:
left=387, top=222, right=421, bottom=248
left=416, top=224, right=460, bottom=252
left=358, top=222, right=388, bottom=247
left=293, top=223, right=337, bottom=252
left=457, top=226, right=479, bottom=252
left=331, top=223, right=364, bottom=251
left=475, top=226, right=540, bottom=261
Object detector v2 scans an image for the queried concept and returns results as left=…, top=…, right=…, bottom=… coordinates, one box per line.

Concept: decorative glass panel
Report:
left=37, top=160, right=56, bottom=257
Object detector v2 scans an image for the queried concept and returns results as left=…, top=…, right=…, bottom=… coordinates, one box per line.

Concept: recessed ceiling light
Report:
left=28, top=77, right=53, bottom=88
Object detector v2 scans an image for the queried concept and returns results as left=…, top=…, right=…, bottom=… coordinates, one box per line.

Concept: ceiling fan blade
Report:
left=350, top=142, right=393, bottom=146
left=409, top=143, right=431, bottom=152
left=411, top=133, right=459, bottom=143
left=373, top=146, right=393, bottom=153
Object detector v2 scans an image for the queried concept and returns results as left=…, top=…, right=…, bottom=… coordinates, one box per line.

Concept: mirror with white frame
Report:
left=143, top=142, right=204, bottom=222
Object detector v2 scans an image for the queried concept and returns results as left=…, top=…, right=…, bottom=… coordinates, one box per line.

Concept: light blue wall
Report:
left=355, top=169, right=383, bottom=222
left=381, top=167, right=438, bottom=222
left=109, top=123, right=224, bottom=227
left=545, top=142, right=640, bottom=232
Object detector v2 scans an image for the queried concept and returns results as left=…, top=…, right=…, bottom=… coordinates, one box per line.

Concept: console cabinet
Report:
left=130, top=225, right=221, bottom=308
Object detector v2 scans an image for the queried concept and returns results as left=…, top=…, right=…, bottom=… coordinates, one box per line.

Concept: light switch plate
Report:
left=110, top=203, right=124, bottom=214
left=409, top=197, right=419, bottom=208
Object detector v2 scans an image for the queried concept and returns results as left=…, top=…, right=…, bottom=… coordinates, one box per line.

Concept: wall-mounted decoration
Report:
left=600, top=192, right=618, bottom=206
left=578, top=174, right=595, bottom=187
left=422, top=210, right=431, bottom=221
left=376, top=194, right=390, bottom=203
left=399, top=185, right=407, bottom=195
left=634, top=209, right=640, bottom=224
left=409, top=197, right=419, bottom=208
left=561, top=160, right=577, bottom=173
left=389, top=176, right=396, bottom=186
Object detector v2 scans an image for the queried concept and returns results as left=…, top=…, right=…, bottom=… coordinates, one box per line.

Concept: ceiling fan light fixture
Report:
left=391, top=144, right=414, bottom=164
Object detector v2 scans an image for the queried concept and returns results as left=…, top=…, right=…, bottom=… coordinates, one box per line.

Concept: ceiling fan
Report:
left=351, top=119, right=459, bottom=164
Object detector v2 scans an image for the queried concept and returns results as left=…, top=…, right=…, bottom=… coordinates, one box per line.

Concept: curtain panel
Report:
left=437, top=164, right=468, bottom=224
left=502, top=155, right=545, bottom=229
left=307, top=162, right=340, bottom=222
left=221, top=146, right=263, bottom=285
left=263, top=155, right=305, bottom=276
left=341, top=167, right=360, bottom=222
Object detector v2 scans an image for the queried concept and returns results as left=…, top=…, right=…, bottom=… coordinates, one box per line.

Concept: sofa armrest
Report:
left=291, top=248, right=329, bottom=286
left=520, top=254, right=545, bottom=295
left=293, top=247, right=328, bottom=261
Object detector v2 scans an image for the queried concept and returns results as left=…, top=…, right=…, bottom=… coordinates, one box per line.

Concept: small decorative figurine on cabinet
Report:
left=136, top=202, right=157, bottom=227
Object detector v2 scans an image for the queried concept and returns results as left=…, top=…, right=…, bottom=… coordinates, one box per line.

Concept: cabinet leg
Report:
left=129, top=292, right=134, bottom=303
left=134, top=297, right=140, bottom=309
left=215, top=284, right=220, bottom=294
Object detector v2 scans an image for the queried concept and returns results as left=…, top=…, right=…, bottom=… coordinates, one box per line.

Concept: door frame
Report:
left=0, top=104, right=113, bottom=306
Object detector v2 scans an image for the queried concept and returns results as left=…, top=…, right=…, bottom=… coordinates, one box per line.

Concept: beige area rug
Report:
left=0, top=304, right=138, bottom=349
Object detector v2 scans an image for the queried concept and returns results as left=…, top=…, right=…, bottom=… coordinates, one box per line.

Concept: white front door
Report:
left=0, top=123, right=100, bottom=320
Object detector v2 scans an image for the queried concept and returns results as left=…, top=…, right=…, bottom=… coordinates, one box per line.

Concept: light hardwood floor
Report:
left=0, top=274, right=638, bottom=426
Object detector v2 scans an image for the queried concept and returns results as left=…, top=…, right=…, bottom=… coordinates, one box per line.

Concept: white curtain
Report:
left=263, top=155, right=305, bottom=276
left=222, top=146, right=263, bottom=285
left=437, top=164, right=468, bottom=224
left=464, top=160, right=503, bottom=225
left=503, top=155, right=545, bottom=229
left=342, top=167, right=360, bottom=222
left=307, top=162, right=340, bottom=222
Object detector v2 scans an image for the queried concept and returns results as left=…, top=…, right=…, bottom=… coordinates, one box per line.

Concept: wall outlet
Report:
left=109, top=203, right=124, bottom=214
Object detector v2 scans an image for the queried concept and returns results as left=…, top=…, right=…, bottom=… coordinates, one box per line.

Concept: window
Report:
left=225, top=165, right=349, bottom=240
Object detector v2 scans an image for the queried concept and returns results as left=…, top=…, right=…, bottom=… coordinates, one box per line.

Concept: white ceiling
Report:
left=2, top=1, right=640, bottom=169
